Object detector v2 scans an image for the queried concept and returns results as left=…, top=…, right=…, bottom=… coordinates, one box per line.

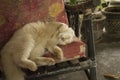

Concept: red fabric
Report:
left=0, top=0, right=68, bottom=49
left=59, top=41, right=86, bottom=59
left=44, top=40, right=86, bottom=62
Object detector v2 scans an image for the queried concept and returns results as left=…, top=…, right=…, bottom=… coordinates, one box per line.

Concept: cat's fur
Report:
left=0, top=21, right=75, bottom=80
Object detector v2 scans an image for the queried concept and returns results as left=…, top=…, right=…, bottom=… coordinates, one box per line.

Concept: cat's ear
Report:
left=58, top=23, right=68, bottom=32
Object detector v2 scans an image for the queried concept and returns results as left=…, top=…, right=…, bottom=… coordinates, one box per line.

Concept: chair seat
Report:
left=24, top=40, right=87, bottom=80
left=43, top=40, right=86, bottom=63
left=22, top=39, right=87, bottom=79
left=0, top=39, right=87, bottom=80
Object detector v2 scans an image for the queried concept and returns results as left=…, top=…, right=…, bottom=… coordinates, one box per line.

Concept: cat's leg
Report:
left=13, top=54, right=37, bottom=71
left=29, top=47, right=55, bottom=66
left=31, top=57, right=55, bottom=66
left=1, top=54, right=25, bottom=80
left=12, top=37, right=37, bottom=71
left=48, top=46, right=64, bottom=61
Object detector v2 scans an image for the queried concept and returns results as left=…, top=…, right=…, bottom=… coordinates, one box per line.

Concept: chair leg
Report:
left=84, top=66, right=97, bottom=80
left=85, top=14, right=97, bottom=80
left=84, top=69, right=90, bottom=79
left=89, top=67, right=97, bottom=80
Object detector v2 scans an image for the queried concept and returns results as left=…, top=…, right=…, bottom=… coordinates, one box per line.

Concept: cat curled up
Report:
left=0, top=21, right=75, bottom=80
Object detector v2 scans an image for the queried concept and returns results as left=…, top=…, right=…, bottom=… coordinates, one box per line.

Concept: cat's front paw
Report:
left=56, top=52, right=64, bottom=61
left=19, top=59, right=37, bottom=71
left=27, top=62, right=38, bottom=71
left=53, top=46, right=64, bottom=61
left=47, top=58, right=56, bottom=66
left=31, top=57, right=55, bottom=66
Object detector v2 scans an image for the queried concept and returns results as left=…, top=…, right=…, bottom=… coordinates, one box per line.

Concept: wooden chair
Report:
left=0, top=0, right=100, bottom=80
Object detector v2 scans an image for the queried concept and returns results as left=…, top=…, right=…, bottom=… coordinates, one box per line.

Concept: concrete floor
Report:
left=96, top=37, right=120, bottom=80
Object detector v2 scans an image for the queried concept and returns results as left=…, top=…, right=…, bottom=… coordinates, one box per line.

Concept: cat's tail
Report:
left=1, top=53, right=25, bottom=80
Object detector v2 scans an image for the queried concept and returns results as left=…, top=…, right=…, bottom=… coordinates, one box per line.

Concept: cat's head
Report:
left=58, top=24, right=75, bottom=45
left=47, top=22, right=75, bottom=45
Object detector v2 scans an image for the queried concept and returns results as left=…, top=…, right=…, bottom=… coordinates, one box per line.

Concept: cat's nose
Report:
left=61, top=37, right=65, bottom=41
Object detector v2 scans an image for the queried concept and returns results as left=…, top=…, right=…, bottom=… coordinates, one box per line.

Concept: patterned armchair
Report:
left=0, top=0, right=99, bottom=80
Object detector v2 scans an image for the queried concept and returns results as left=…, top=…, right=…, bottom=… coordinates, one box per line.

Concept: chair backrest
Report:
left=0, top=0, right=68, bottom=50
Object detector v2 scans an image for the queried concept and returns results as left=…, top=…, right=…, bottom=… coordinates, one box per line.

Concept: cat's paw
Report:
left=32, top=57, right=55, bottom=66
left=27, top=62, right=37, bottom=71
left=53, top=46, right=64, bottom=61
left=19, top=59, right=37, bottom=71
left=55, top=52, right=64, bottom=61
left=46, top=58, right=56, bottom=66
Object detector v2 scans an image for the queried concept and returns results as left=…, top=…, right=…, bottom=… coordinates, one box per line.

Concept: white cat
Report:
left=0, top=21, right=75, bottom=80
